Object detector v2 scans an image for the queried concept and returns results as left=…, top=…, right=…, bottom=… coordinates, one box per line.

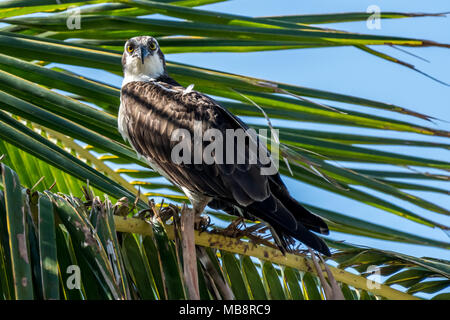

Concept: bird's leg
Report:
left=194, top=214, right=211, bottom=232
left=181, top=204, right=200, bottom=300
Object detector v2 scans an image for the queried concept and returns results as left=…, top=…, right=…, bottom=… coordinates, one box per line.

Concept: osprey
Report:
left=119, top=36, right=330, bottom=256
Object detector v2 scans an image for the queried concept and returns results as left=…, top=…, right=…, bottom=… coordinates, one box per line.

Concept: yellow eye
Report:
left=149, top=42, right=157, bottom=50
left=127, top=45, right=134, bottom=53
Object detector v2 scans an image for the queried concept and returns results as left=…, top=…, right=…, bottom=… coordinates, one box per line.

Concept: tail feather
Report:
left=208, top=192, right=331, bottom=256
left=280, top=227, right=331, bottom=256
left=257, top=204, right=331, bottom=257
left=281, top=194, right=329, bottom=235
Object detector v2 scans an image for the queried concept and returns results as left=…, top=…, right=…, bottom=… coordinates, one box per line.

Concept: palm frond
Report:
left=0, top=0, right=448, bottom=300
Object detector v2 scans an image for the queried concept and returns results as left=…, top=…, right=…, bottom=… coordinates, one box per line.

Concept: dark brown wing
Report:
left=121, top=80, right=330, bottom=255
left=121, top=80, right=273, bottom=206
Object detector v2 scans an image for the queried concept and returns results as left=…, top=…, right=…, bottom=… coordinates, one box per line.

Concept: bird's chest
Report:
left=118, top=100, right=174, bottom=182
left=117, top=102, right=129, bottom=143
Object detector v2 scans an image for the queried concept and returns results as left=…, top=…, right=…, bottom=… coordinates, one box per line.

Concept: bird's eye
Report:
left=149, top=42, right=157, bottom=50
left=127, top=45, right=134, bottom=53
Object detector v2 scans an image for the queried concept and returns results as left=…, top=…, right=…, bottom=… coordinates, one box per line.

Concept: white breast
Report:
left=118, top=97, right=174, bottom=181
left=118, top=100, right=129, bottom=143
left=119, top=83, right=211, bottom=211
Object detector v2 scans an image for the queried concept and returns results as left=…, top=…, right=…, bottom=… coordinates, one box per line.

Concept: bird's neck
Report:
left=122, top=72, right=180, bottom=87
left=122, top=73, right=154, bottom=86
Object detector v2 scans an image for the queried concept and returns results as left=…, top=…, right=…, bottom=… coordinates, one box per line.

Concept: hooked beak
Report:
left=140, top=47, right=145, bottom=65
left=132, top=45, right=149, bottom=65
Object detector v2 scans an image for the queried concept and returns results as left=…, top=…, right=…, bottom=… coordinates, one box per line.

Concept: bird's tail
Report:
left=209, top=193, right=331, bottom=256
left=277, top=192, right=331, bottom=256
left=245, top=192, right=331, bottom=256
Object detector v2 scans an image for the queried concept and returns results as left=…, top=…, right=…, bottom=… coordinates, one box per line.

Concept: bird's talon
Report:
left=194, top=215, right=210, bottom=232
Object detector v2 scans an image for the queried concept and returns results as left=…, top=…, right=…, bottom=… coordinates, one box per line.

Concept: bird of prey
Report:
left=119, top=36, right=331, bottom=258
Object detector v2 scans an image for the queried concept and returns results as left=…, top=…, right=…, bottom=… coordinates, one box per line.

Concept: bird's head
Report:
left=122, top=36, right=166, bottom=83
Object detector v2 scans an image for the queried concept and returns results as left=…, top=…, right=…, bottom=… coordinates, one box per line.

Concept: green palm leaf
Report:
left=0, top=0, right=448, bottom=300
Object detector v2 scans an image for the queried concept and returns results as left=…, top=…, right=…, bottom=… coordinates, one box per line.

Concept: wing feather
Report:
left=121, top=80, right=270, bottom=205
left=120, top=80, right=331, bottom=256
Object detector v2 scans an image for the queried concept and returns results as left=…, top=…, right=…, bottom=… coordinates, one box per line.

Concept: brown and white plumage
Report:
left=119, top=36, right=330, bottom=256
